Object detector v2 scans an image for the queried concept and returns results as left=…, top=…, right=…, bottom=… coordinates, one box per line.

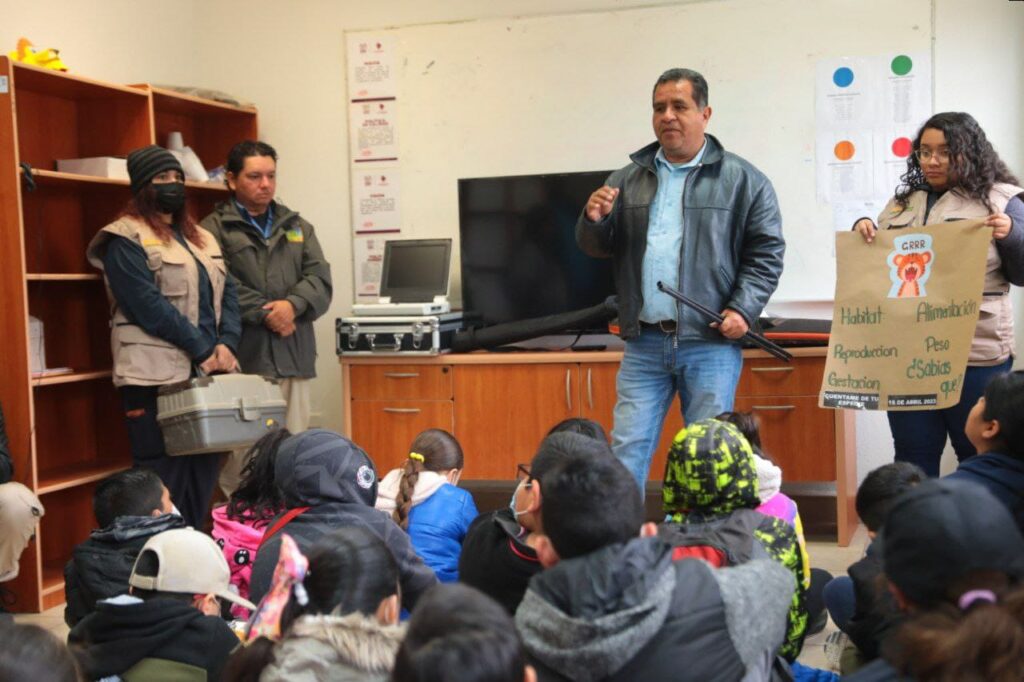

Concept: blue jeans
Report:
left=612, top=329, right=743, bottom=487
left=887, top=358, right=1013, bottom=477
left=823, top=576, right=856, bottom=630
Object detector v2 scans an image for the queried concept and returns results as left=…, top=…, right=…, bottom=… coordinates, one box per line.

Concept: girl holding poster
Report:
left=853, top=112, right=1024, bottom=476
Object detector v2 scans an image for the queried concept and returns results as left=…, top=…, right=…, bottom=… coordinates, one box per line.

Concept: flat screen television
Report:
left=458, top=170, right=616, bottom=332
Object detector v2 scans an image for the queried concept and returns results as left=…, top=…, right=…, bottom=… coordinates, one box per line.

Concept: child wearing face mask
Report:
left=376, top=429, right=478, bottom=582
left=458, top=427, right=614, bottom=615
left=63, top=468, right=186, bottom=628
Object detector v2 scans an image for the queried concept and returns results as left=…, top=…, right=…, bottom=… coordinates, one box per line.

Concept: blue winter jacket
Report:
left=946, top=452, right=1024, bottom=529
left=407, top=484, right=478, bottom=583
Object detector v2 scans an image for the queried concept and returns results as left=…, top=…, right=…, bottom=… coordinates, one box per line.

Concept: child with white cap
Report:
left=69, top=528, right=253, bottom=681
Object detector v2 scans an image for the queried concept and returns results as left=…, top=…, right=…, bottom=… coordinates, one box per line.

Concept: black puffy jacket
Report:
left=63, top=513, right=186, bottom=627
left=576, top=134, right=785, bottom=341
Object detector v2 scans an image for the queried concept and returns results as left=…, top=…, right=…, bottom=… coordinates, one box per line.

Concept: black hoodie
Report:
left=69, top=595, right=240, bottom=681
left=459, top=507, right=542, bottom=615
left=249, top=429, right=437, bottom=609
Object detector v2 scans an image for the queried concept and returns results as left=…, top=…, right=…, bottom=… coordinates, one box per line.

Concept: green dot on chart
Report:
left=891, top=55, right=913, bottom=76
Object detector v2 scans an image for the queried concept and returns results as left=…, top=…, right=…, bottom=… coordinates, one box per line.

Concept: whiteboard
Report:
left=348, top=0, right=932, bottom=304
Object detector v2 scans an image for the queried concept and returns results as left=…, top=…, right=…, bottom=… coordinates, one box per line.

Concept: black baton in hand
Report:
left=656, top=281, right=793, bottom=362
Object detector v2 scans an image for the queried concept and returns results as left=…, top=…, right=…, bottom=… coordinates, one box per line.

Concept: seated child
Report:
left=69, top=528, right=254, bottom=681
left=212, top=428, right=290, bottom=617
left=717, top=410, right=833, bottom=635
left=0, top=621, right=80, bottom=681
left=375, top=429, right=478, bottom=582
left=0, top=402, right=45, bottom=614
left=544, top=417, right=608, bottom=442
left=845, top=478, right=1024, bottom=682
left=393, top=583, right=535, bottom=682
left=717, top=411, right=808, bottom=554
left=947, top=370, right=1024, bottom=527
left=458, top=428, right=612, bottom=614
left=225, top=527, right=404, bottom=682
left=823, top=461, right=925, bottom=666
left=64, top=468, right=183, bottom=627
left=248, top=429, right=437, bottom=611
left=660, top=418, right=808, bottom=661
left=516, top=434, right=794, bottom=681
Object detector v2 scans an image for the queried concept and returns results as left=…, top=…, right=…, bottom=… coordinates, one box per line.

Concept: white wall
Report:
left=7, top=0, right=1022, bottom=484
left=187, top=0, right=694, bottom=433
left=0, top=1, right=201, bottom=85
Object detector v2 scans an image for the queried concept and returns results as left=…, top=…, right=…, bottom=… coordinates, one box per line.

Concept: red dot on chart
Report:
left=891, top=137, right=912, bottom=158
left=834, top=140, right=855, bottom=161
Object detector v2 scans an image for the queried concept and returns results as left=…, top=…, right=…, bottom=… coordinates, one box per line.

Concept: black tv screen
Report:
left=458, top=171, right=616, bottom=331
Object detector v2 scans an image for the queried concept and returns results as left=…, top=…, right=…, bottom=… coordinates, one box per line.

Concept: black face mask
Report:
left=153, top=182, right=186, bottom=213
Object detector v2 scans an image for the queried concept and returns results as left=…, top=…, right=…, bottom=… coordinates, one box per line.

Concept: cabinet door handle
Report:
left=751, top=367, right=794, bottom=373
left=382, top=407, right=422, bottom=414
left=383, top=372, right=420, bottom=379
left=751, top=405, right=796, bottom=411
left=587, top=368, right=594, bottom=410
left=565, top=369, right=572, bottom=411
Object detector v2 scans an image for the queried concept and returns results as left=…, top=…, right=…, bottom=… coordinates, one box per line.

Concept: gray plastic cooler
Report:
left=157, top=374, right=287, bottom=456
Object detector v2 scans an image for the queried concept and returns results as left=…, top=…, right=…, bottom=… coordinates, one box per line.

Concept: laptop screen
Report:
left=380, top=239, right=452, bottom=302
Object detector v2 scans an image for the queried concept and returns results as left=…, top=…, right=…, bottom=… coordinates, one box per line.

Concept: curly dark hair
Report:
left=895, top=112, right=1019, bottom=212
left=225, top=428, right=290, bottom=528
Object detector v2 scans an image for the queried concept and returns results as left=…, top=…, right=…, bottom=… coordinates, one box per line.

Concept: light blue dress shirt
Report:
left=639, top=139, right=707, bottom=323
left=234, top=200, right=275, bottom=240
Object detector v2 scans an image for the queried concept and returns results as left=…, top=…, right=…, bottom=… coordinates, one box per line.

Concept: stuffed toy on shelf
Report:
left=8, top=37, right=67, bottom=71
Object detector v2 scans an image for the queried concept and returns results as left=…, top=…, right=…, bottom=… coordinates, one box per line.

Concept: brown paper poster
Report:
left=819, top=219, right=991, bottom=411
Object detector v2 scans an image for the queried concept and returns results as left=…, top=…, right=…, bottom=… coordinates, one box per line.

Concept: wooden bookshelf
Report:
left=0, top=57, right=258, bottom=612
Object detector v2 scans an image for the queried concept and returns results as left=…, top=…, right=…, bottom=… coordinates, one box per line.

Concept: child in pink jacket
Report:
left=211, top=429, right=289, bottom=618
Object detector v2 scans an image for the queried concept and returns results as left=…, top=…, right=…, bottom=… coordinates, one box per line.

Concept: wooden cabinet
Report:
left=346, top=358, right=673, bottom=482
left=0, top=59, right=257, bottom=611
left=348, top=363, right=455, bottom=474
left=341, top=348, right=857, bottom=545
left=735, top=357, right=837, bottom=482
left=454, top=364, right=579, bottom=479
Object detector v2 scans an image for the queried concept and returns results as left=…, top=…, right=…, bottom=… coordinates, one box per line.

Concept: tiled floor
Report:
left=15, top=525, right=871, bottom=672
left=800, top=524, right=870, bottom=670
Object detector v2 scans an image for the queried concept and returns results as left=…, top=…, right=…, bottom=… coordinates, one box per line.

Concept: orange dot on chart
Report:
left=834, top=140, right=855, bottom=161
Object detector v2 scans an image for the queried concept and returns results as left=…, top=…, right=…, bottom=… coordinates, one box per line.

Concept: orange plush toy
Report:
left=8, top=37, right=68, bottom=71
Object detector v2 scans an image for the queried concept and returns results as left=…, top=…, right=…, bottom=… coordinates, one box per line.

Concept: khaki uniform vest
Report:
left=86, top=217, right=227, bottom=386
left=877, top=183, right=1022, bottom=364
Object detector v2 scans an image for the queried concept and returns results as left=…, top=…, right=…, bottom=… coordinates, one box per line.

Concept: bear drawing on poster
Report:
left=888, top=234, right=934, bottom=299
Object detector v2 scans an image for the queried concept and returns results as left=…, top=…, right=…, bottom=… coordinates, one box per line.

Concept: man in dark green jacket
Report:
left=201, top=141, right=332, bottom=492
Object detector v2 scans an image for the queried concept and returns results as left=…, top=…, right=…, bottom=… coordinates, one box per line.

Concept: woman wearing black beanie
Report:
left=85, top=145, right=242, bottom=528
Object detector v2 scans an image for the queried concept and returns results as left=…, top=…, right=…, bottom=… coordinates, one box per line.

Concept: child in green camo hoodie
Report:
left=660, top=418, right=809, bottom=661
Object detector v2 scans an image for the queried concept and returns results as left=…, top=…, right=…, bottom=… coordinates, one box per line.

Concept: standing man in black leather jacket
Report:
left=576, top=68, right=785, bottom=487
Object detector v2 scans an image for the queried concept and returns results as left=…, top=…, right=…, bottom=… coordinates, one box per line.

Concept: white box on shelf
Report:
left=29, top=315, right=45, bottom=373
left=56, top=156, right=129, bottom=180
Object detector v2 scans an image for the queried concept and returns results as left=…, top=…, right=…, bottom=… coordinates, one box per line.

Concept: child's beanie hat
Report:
left=881, top=478, right=1024, bottom=607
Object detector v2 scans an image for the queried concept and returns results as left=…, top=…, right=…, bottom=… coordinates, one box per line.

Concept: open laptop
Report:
left=352, top=238, right=453, bottom=316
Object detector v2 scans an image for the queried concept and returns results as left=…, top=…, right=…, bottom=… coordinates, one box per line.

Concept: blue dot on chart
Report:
left=833, top=67, right=854, bottom=88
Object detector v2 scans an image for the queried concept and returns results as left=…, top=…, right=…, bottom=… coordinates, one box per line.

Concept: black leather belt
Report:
left=640, top=320, right=677, bottom=333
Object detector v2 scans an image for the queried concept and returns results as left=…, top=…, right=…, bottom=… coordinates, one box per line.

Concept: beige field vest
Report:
left=86, top=217, right=227, bottom=386
left=877, top=183, right=1022, bottom=364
